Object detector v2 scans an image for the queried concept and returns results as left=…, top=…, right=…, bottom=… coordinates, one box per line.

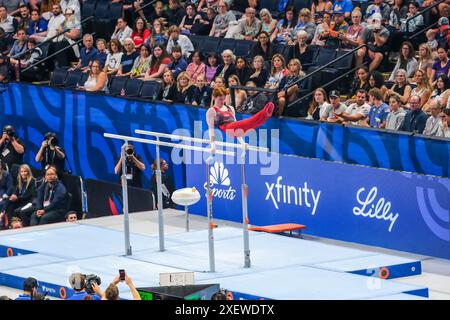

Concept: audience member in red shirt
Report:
left=131, top=17, right=150, bottom=49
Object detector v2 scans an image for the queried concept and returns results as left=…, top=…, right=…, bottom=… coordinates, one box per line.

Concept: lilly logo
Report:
left=204, top=162, right=237, bottom=200
left=353, top=187, right=399, bottom=232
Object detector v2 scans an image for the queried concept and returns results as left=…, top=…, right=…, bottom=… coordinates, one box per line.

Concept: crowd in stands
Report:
left=0, top=0, right=449, bottom=136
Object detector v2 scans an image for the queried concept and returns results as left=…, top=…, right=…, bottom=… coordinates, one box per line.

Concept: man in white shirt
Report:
left=166, top=25, right=194, bottom=58
left=111, top=17, right=132, bottom=45
left=338, top=89, right=371, bottom=125
left=320, top=90, right=347, bottom=122
left=45, top=4, right=65, bottom=42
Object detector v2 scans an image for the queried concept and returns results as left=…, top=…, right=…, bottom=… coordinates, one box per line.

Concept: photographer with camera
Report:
left=35, top=132, right=66, bottom=174
left=67, top=273, right=102, bottom=300
left=114, top=144, right=145, bottom=189
left=0, top=125, right=25, bottom=171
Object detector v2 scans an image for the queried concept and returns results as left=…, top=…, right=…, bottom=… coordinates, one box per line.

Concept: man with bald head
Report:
left=399, top=95, right=429, bottom=133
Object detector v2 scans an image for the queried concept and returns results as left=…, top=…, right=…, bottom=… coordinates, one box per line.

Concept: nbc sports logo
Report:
left=210, top=162, right=230, bottom=186
left=204, top=162, right=236, bottom=200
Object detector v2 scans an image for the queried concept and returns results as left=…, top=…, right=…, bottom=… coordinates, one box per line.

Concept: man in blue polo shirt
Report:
left=332, top=0, right=353, bottom=19
left=365, top=88, right=389, bottom=128
left=67, top=273, right=102, bottom=300
left=72, top=33, right=98, bottom=72
left=15, top=277, right=39, bottom=300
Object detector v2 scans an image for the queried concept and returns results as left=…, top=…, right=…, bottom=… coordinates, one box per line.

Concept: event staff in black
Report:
left=30, top=166, right=68, bottom=226
left=35, top=132, right=66, bottom=174
left=0, top=125, right=25, bottom=171
left=114, top=144, right=145, bottom=189
left=6, top=164, right=37, bottom=227
left=150, top=159, right=175, bottom=209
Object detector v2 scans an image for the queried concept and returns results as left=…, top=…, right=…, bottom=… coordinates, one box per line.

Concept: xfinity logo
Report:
left=203, top=162, right=237, bottom=200
left=265, top=176, right=321, bottom=215
left=353, top=187, right=399, bottom=232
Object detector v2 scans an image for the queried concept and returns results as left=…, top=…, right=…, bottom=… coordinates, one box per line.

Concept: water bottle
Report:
left=120, top=88, right=125, bottom=96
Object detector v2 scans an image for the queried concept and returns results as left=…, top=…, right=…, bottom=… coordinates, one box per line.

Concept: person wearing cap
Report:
left=430, top=46, right=450, bottom=83
left=324, top=10, right=349, bottom=49
left=435, top=17, right=449, bottom=48
left=320, top=90, right=347, bottom=122
left=15, top=277, right=39, bottom=300
left=0, top=125, right=25, bottom=171
left=67, top=273, right=102, bottom=300
left=355, top=13, right=390, bottom=71
left=363, top=88, right=390, bottom=128
left=331, top=0, right=353, bottom=19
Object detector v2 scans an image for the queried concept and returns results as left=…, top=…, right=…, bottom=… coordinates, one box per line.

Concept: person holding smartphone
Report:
left=95, top=270, right=142, bottom=300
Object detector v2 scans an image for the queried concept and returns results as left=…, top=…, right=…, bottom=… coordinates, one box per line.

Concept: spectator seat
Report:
left=124, top=78, right=144, bottom=97
left=234, top=40, right=253, bottom=58
left=140, top=80, right=162, bottom=100
left=50, top=68, right=69, bottom=87
left=109, top=76, right=128, bottom=96
left=64, top=70, right=83, bottom=88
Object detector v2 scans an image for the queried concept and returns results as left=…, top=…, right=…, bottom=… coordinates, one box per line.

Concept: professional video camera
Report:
left=84, top=274, right=101, bottom=295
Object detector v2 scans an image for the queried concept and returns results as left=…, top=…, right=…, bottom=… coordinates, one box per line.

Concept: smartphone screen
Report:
left=119, top=269, right=125, bottom=281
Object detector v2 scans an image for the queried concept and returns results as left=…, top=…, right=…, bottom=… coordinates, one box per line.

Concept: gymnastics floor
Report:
left=0, top=210, right=431, bottom=300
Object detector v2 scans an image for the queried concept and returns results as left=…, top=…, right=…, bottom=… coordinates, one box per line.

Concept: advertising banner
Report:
left=186, top=153, right=450, bottom=259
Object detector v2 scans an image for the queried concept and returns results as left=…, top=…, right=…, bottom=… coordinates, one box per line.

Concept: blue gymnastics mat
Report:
left=0, top=224, right=426, bottom=300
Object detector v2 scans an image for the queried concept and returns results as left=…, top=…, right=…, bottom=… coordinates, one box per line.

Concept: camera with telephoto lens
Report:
left=3, top=125, right=14, bottom=138
left=44, top=132, right=58, bottom=148
left=125, top=145, right=134, bottom=157
left=84, top=274, right=101, bottom=295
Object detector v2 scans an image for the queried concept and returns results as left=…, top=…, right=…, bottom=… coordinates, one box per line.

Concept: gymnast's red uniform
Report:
left=213, top=102, right=275, bottom=135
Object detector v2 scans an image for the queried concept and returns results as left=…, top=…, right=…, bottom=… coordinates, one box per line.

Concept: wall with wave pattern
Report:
left=0, top=83, right=449, bottom=184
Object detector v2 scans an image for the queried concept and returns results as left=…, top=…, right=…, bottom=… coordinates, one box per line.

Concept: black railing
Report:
left=134, top=0, right=158, bottom=13
left=286, top=44, right=366, bottom=108
left=409, top=21, right=439, bottom=40
left=406, top=0, right=445, bottom=35
left=21, top=32, right=96, bottom=73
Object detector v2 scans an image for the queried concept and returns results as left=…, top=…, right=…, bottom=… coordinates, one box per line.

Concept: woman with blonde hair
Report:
left=307, top=88, right=330, bottom=120
left=4, top=165, right=37, bottom=227
left=411, top=43, right=434, bottom=83
left=226, top=75, right=247, bottom=110
left=410, top=69, right=432, bottom=108
left=276, top=59, right=305, bottom=116
left=174, top=71, right=195, bottom=103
